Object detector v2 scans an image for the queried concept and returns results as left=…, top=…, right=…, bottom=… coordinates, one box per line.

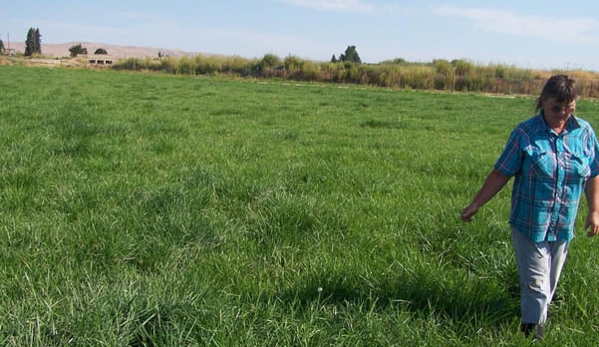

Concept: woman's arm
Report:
left=461, top=169, right=510, bottom=222
left=584, top=175, right=599, bottom=237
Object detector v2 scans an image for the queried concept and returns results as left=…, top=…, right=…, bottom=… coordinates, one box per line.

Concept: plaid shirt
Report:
left=495, top=114, right=599, bottom=242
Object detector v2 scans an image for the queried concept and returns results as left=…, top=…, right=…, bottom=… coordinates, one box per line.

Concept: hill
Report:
left=7, top=41, right=201, bottom=59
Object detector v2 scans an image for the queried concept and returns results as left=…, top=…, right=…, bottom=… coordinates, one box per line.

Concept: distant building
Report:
left=85, top=54, right=114, bottom=65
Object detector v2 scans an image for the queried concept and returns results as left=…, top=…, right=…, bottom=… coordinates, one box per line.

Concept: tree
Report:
left=339, top=45, right=361, bottom=64
left=0, top=39, right=5, bottom=55
left=69, top=43, right=88, bottom=57
left=25, top=29, right=34, bottom=56
left=331, top=54, right=338, bottom=63
left=25, top=27, right=42, bottom=56
left=260, top=53, right=281, bottom=69
left=94, top=48, right=107, bottom=55
left=35, top=28, right=41, bottom=54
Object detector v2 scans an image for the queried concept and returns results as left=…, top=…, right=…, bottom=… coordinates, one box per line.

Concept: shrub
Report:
left=260, top=54, right=281, bottom=69
left=113, top=58, right=145, bottom=71
left=452, top=59, right=474, bottom=76
left=300, top=60, right=319, bottom=81
left=284, top=55, right=303, bottom=71
left=104, top=50, right=599, bottom=98
left=433, top=59, right=454, bottom=76
left=176, top=56, right=194, bottom=75
left=160, top=57, right=176, bottom=73
left=378, top=64, right=402, bottom=88
left=69, top=44, right=88, bottom=57
left=348, top=65, right=361, bottom=84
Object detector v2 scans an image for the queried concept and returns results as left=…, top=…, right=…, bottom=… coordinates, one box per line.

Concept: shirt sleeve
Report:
left=588, top=127, right=599, bottom=178
left=494, top=128, right=523, bottom=177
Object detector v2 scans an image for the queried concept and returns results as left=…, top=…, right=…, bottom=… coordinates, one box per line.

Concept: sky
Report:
left=3, top=0, right=599, bottom=71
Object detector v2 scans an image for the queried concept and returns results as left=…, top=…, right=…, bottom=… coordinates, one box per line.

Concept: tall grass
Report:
left=110, top=54, right=599, bottom=98
left=1, top=65, right=599, bottom=345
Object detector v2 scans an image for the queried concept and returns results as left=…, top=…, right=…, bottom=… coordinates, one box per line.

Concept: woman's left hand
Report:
left=584, top=211, right=599, bottom=237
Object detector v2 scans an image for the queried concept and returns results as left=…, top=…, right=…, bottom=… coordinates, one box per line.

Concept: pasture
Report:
left=1, top=65, right=599, bottom=346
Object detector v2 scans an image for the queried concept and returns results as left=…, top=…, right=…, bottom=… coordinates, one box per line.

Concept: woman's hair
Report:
left=535, top=75, right=579, bottom=114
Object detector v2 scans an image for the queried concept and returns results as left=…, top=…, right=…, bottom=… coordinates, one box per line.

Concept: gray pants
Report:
left=511, top=229, right=569, bottom=324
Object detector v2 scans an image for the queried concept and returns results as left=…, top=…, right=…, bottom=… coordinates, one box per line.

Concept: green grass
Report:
left=1, top=65, right=599, bottom=346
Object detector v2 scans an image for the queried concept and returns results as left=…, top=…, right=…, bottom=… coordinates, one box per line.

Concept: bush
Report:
left=401, top=66, right=434, bottom=89
left=176, top=56, right=194, bottom=75
left=378, top=64, right=402, bottom=88
left=433, top=59, right=454, bottom=76
left=300, top=61, right=319, bottom=81
left=105, top=51, right=599, bottom=98
left=69, top=44, right=88, bottom=57
left=191, top=55, right=217, bottom=75
left=113, top=58, right=146, bottom=71
left=160, top=57, right=176, bottom=73
left=260, top=54, right=281, bottom=69
left=452, top=59, right=474, bottom=76
left=284, top=55, right=303, bottom=71
left=348, top=65, right=361, bottom=83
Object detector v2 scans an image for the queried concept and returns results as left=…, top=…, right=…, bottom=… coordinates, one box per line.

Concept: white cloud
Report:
left=434, top=6, right=599, bottom=44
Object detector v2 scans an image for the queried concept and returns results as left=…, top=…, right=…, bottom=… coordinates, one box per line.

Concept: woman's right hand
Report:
left=461, top=203, right=479, bottom=222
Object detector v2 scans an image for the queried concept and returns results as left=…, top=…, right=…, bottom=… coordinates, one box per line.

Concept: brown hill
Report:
left=7, top=41, right=201, bottom=59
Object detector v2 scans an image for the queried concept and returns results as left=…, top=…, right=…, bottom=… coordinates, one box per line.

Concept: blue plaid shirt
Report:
left=495, top=113, right=599, bottom=242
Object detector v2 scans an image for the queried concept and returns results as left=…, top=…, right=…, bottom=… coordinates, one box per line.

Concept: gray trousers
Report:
left=511, top=229, right=569, bottom=324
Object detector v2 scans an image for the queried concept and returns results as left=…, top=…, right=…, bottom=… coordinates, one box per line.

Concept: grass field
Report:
left=1, top=65, right=599, bottom=346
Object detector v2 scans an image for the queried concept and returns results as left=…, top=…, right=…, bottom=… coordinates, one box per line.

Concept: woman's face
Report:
left=543, top=97, right=576, bottom=124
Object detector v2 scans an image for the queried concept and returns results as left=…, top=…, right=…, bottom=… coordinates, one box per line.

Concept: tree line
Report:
left=6, top=29, right=599, bottom=99
left=110, top=50, right=599, bottom=99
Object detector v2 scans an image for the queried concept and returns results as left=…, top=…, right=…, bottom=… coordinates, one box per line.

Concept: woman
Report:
left=461, top=75, right=599, bottom=340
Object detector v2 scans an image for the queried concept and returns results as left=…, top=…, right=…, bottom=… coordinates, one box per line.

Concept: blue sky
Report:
left=4, top=0, right=599, bottom=71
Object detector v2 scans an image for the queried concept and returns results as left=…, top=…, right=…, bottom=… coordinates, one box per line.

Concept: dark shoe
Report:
left=520, top=323, right=545, bottom=341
